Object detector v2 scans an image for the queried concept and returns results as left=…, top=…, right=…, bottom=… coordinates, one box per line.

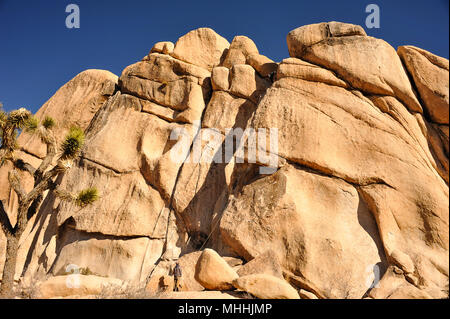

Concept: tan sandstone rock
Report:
left=237, top=250, right=284, bottom=279
left=194, top=249, right=239, bottom=290
left=0, top=23, right=448, bottom=301
left=299, top=289, right=319, bottom=299
left=221, top=164, right=388, bottom=299
left=233, top=274, right=300, bottom=299
left=38, top=91, right=197, bottom=282
left=146, top=274, right=175, bottom=294
left=203, top=91, right=257, bottom=133
left=277, top=57, right=348, bottom=87
left=223, top=256, right=244, bottom=268
left=1, top=69, right=118, bottom=218
left=176, top=251, right=205, bottom=291
left=286, top=21, right=366, bottom=57
left=172, top=28, right=230, bottom=71
left=51, top=227, right=164, bottom=283
left=227, top=66, right=448, bottom=298
left=122, top=52, right=211, bottom=87
left=398, top=45, right=449, bottom=124
left=288, top=22, right=422, bottom=113
left=18, top=69, right=118, bottom=158
left=222, top=36, right=259, bottom=68
left=150, top=41, right=175, bottom=55
left=211, top=66, right=230, bottom=91
left=229, top=64, right=271, bottom=103
left=246, top=53, right=278, bottom=78
left=0, top=69, right=118, bottom=284
left=36, top=275, right=125, bottom=298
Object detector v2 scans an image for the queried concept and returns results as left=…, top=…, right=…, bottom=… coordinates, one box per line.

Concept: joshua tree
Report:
left=0, top=106, right=98, bottom=297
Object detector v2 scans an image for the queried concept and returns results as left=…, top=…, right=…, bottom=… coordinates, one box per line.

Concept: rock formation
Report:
left=0, top=22, right=448, bottom=299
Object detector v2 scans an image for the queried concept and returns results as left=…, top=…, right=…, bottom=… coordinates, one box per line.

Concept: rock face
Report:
left=398, top=45, right=449, bottom=124
left=37, top=275, right=124, bottom=299
left=237, top=250, right=284, bottom=279
left=287, top=22, right=422, bottom=113
left=194, top=249, right=239, bottom=290
left=171, top=28, right=230, bottom=71
left=0, top=22, right=448, bottom=299
left=0, top=69, right=118, bottom=283
left=233, top=274, right=300, bottom=299
left=221, top=165, right=388, bottom=299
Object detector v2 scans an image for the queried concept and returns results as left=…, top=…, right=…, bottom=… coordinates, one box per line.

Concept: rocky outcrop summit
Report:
left=0, top=22, right=448, bottom=299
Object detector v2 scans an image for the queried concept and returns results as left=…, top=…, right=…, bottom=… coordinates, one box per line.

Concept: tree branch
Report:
left=53, top=187, right=75, bottom=203
left=26, top=179, right=59, bottom=221
left=0, top=200, right=13, bottom=236
left=34, top=133, right=57, bottom=183
left=8, top=169, right=26, bottom=202
left=24, top=163, right=64, bottom=206
left=13, top=158, right=36, bottom=176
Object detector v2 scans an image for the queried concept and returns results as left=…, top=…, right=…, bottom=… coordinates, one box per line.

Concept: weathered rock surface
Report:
left=233, top=274, right=300, bottom=299
left=398, top=45, right=449, bottom=124
left=146, top=274, right=175, bottom=294
left=221, top=36, right=259, bottom=68
left=19, top=70, right=118, bottom=158
left=150, top=41, right=174, bottom=55
left=0, top=69, right=118, bottom=283
left=211, top=66, right=230, bottom=91
left=246, top=53, right=278, bottom=78
left=173, top=251, right=204, bottom=292
left=237, top=250, right=284, bottom=279
left=171, top=28, right=230, bottom=71
left=221, top=165, right=388, bottom=299
left=299, top=289, right=319, bottom=299
left=288, top=22, right=422, bottom=113
left=287, top=21, right=367, bottom=57
left=229, top=64, right=271, bottom=103
left=277, top=57, right=348, bottom=88
left=37, top=275, right=125, bottom=299
left=194, top=249, right=238, bottom=290
left=1, top=23, right=448, bottom=300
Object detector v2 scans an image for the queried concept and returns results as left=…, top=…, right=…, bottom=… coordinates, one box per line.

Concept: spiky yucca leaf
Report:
left=75, top=187, right=99, bottom=207
left=54, top=189, right=76, bottom=203
left=24, top=116, right=39, bottom=133
left=37, top=126, right=51, bottom=144
left=60, top=126, right=84, bottom=159
left=0, top=150, right=6, bottom=167
left=42, top=116, right=56, bottom=130
left=7, top=108, right=32, bottom=129
left=0, top=110, right=6, bottom=129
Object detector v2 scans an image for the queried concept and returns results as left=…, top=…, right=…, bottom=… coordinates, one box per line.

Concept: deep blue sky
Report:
left=0, top=0, right=448, bottom=114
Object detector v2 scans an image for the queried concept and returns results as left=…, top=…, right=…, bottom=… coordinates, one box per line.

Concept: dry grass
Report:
left=0, top=278, right=40, bottom=299
left=1, top=277, right=255, bottom=299
left=95, top=282, right=160, bottom=299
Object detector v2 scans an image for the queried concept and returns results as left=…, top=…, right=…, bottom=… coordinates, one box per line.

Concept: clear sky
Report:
left=0, top=0, right=448, bottom=114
